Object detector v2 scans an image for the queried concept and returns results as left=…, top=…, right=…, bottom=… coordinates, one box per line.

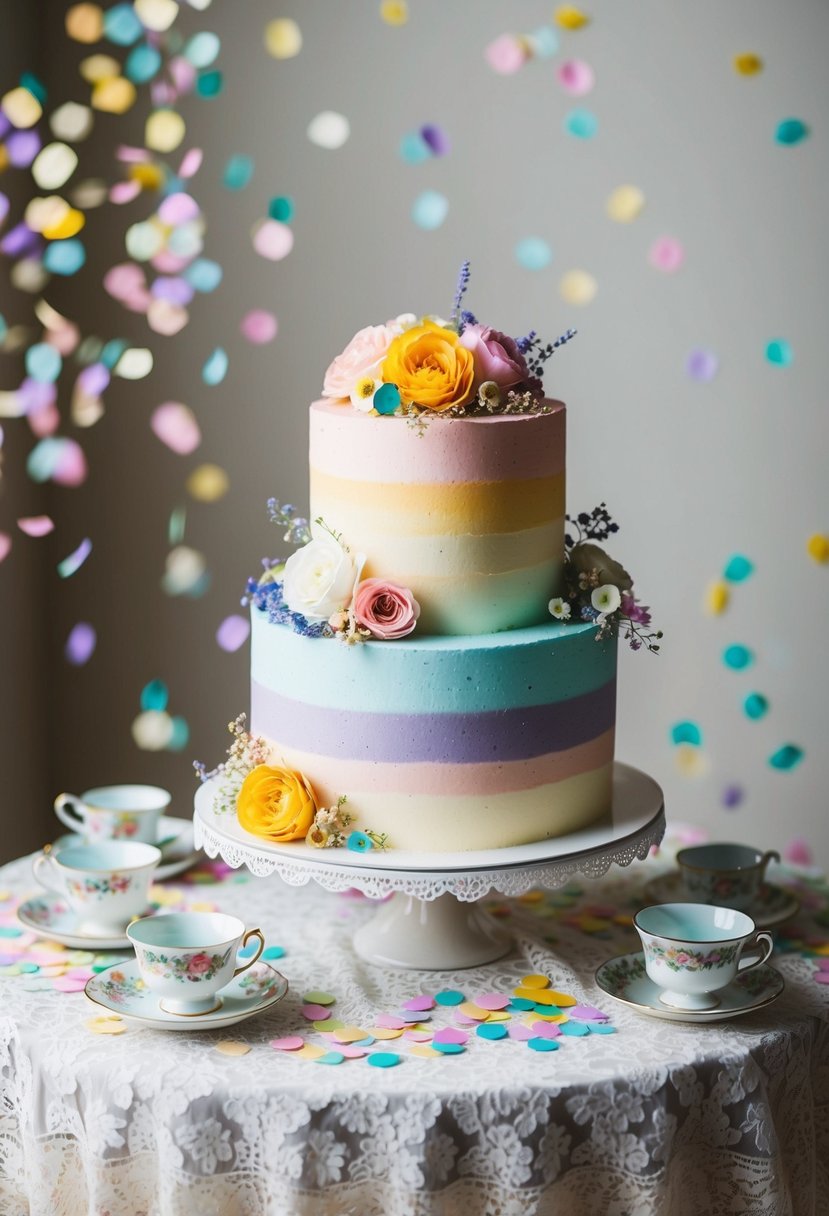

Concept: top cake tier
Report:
left=309, top=399, right=566, bottom=636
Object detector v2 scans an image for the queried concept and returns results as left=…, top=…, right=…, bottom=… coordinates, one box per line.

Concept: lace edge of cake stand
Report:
left=194, top=811, right=666, bottom=901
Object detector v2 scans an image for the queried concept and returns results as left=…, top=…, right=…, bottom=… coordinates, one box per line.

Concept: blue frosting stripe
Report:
left=251, top=678, right=616, bottom=763
left=251, top=610, right=616, bottom=714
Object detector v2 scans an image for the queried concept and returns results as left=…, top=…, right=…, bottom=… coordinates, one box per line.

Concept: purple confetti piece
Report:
left=420, top=123, right=450, bottom=156
left=216, top=614, right=250, bottom=653
left=7, top=129, right=41, bottom=167
left=152, top=276, right=195, bottom=305
left=508, top=1023, right=535, bottom=1041
left=569, top=1005, right=607, bottom=1021
left=376, top=1013, right=406, bottom=1030
left=402, top=994, right=435, bottom=1011
left=65, top=622, right=96, bottom=666
left=433, top=1026, right=469, bottom=1045
left=687, top=348, right=719, bottom=382
left=301, top=1004, right=330, bottom=1020
left=722, top=784, right=745, bottom=810
left=453, top=1013, right=478, bottom=1027
left=78, top=363, right=111, bottom=396
left=18, top=378, right=56, bottom=414
left=815, top=959, right=829, bottom=971
left=1, top=222, right=39, bottom=257
left=531, top=1021, right=562, bottom=1039
left=813, top=972, right=829, bottom=985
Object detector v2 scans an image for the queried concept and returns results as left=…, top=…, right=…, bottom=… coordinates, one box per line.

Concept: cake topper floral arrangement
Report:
left=321, top=260, right=576, bottom=419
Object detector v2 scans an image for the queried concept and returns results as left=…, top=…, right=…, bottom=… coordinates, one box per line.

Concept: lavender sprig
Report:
left=267, top=499, right=311, bottom=546
left=519, top=328, right=578, bottom=380
left=451, top=260, right=471, bottom=330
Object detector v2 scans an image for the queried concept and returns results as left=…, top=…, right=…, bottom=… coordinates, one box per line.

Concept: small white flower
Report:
left=387, top=312, right=419, bottom=332
left=349, top=376, right=381, bottom=412
left=548, top=597, right=572, bottom=620
left=592, top=583, right=621, bottom=616
left=282, top=524, right=357, bottom=621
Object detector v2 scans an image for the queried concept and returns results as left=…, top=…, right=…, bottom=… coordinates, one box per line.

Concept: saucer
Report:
left=595, top=951, right=785, bottom=1024
left=85, top=959, right=289, bottom=1030
left=643, top=870, right=800, bottom=929
left=17, top=896, right=135, bottom=949
left=55, top=816, right=200, bottom=881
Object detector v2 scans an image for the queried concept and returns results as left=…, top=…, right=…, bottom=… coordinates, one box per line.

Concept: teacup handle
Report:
left=233, top=928, right=265, bottom=977
left=32, top=848, right=64, bottom=896
left=738, top=931, right=774, bottom=973
left=759, top=850, right=780, bottom=877
left=54, top=793, right=86, bottom=834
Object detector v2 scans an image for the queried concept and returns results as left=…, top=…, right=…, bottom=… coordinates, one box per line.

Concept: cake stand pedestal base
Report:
left=353, top=892, right=512, bottom=970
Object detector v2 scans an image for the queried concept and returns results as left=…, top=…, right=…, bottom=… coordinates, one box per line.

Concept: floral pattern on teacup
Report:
left=87, top=814, right=141, bottom=839
left=66, top=873, right=134, bottom=900
left=601, top=953, right=647, bottom=993
left=26, top=898, right=70, bottom=925
left=684, top=872, right=750, bottom=901
left=643, top=941, right=741, bottom=972
left=97, top=969, right=147, bottom=1004
left=238, top=966, right=280, bottom=998
left=140, top=946, right=232, bottom=983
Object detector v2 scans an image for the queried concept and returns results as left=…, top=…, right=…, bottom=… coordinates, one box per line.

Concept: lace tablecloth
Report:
left=0, top=844, right=827, bottom=1216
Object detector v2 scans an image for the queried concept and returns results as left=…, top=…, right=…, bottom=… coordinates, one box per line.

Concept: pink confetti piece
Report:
left=240, top=309, right=278, bottom=344
left=783, top=839, right=813, bottom=866
left=376, top=1013, right=406, bottom=1030
left=569, top=1005, right=608, bottom=1021
left=648, top=236, right=685, bottom=273
left=216, top=614, right=250, bottom=653
left=508, top=1023, right=535, bottom=1041
left=110, top=180, right=142, bottom=205
left=557, top=59, right=595, bottom=95
left=28, top=404, right=61, bottom=438
left=813, top=972, right=829, bottom=985
left=474, top=993, right=510, bottom=1011
left=18, top=515, right=54, bottom=537
left=453, top=1013, right=478, bottom=1027
left=402, top=993, right=436, bottom=1012
left=403, top=1029, right=433, bottom=1042
left=252, top=219, right=294, bottom=261
left=485, top=33, right=528, bottom=75
left=158, top=192, right=200, bottom=226
left=178, top=148, right=203, bottom=178
left=151, top=402, right=201, bottom=455
left=433, top=1027, right=469, bottom=1045
left=302, top=1004, right=330, bottom=1021
left=0, top=533, right=10, bottom=564
left=815, top=959, right=829, bottom=971
left=338, top=1044, right=370, bottom=1058
left=270, top=1036, right=304, bottom=1051
left=52, top=975, right=88, bottom=992
left=531, top=1021, right=563, bottom=1039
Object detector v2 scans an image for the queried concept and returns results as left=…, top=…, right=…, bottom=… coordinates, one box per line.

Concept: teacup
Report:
left=54, top=784, right=171, bottom=845
left=633, top=902, right=774, bottom=1010
left=677, top=842, right=780, bottom=912
left=127, top=912, right=266, bottom=1015
left=33, top=841, right=161, bottom=935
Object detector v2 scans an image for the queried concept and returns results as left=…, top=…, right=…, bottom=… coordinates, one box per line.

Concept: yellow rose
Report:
left=382, top=322, right=475, bottom=412
left=236, top=764, right=318, bottom=842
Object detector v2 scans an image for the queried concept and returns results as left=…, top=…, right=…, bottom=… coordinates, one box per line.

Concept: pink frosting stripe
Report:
left=267, top=730, right=615, bottom=797
left=309, top=400, right=565, bottom=485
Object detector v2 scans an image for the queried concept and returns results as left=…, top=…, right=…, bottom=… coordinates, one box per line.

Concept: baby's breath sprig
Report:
left=193, top=713, right=270, bottom=814
left=313, top=515, right=349, bottom=551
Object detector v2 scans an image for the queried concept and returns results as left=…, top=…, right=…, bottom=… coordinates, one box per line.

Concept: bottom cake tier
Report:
left=249, top=610, right=617, bottom=852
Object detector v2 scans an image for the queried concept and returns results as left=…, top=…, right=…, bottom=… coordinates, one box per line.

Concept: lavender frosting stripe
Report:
left=251, top=679, right=616, bottom=764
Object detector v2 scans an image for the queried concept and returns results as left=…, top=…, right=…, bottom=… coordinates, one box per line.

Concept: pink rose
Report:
left=352, top=578, right=421, bottom=640
left=322, top=325, right=397, bottom=401
left=675, top=953, right=691, bottom=966
left=187, top=952, right=212, bottom=975
left=459, top=324, right=530, bottom=391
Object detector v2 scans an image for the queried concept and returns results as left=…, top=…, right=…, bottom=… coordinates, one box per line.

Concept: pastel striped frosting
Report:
left=250, top=610, right=617, bottom=851
left=309, top=400, right=566, bottom=636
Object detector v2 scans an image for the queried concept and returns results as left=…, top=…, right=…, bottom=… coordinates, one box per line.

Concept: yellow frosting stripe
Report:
left=310, top=469, right=565, bottom=535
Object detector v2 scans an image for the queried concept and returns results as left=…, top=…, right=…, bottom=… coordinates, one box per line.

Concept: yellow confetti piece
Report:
left=486, top=1010, right=512, bottom=1023
left=0, top=146, right=7, bottom=173
left=294, top=1044, right=326, bottom=1060
left=606, top=184, right=645, bottom=223
left=214, top=1040, right=251, bottom=1056
left=524, top=1011, right=568, bottom=1024
left=188, top=901, right=219, bottom=913
left=576, top=916, right=611, bottom=933
left=80, top=55, right=121, bottom=84
left=547, top=991, right=577, bottom=1007
left=516, top=988, right=558, bottom=1006
left=458, top=1002, right=490, bottom=1021
left=0, top=890, right=11, bottom=901
left=733, top=52, right=763, bottom=76
left=36, top=940, right=68, bottom=954
left=92, top=77, right=137, bottom=115
left=807, top=534, right=829, bottom=564
left=149, top=886, right=181, bottom=906
left=560, top=269, right=597, bottom=306
left=2, top=86, right=42, bottom=128
left=675, top=743, right=709, bottom=777
left=187, top=463, right=229, bottom=503
left=613, top=913, right=633, bottom=927
left=517, top=890, right=545, bottom=904
left=517, top=974, right=551, bottom=989
left=25, top=196, right=71, bottom=234
left=43, top=208, right=85, bottom=240
left=264, top=18, right=302, bottom=59
left=145, top=109, right=186, bottom=154
left=371, top=1027, right=404, bottom=1040
left=66, top=3, right=103, bottom=42
left=408, top=1044, right=441, bottom=1058
left=554, top=5, right=590, bottom=30
left=813, top=944, right=829, bottom=956
left=380, top=0, right=409, bottom=25
left=705, top=580, right=730, bottom=615
left=128, top=163, right=165, bottom=190
left=86, top=1015, right=126, bottom=1035
left=333, top=1026, right=371, bottom=1043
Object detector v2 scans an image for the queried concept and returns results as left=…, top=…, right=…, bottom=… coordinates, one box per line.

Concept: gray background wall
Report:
left=1, top=0, right=827, bottom=864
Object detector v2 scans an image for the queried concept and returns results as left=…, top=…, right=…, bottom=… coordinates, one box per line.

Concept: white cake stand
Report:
left=193, top=763, right=665, bottom=970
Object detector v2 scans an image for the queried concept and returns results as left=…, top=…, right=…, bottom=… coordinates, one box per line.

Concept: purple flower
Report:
left=621, top=592, right=652, bottom=625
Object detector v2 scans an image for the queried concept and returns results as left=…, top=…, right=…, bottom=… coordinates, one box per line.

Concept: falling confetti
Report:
left=724, top=554, right=754, bottom=582
left=131, top=709, right=174, bottom=751
left=57, top=537, right=93, bottom=578
left=807, top=534, right=829, bottom=563
left=264, top=18, right=302, bottom=59
left=186, top=463, right=229, bottom=502
left=722, top=784, right=744, bottom=809
left=743, top=692, right=769, bottom=720
left=484, top=35, right=528, bottom=76
left=564, top=109, right=598, bottom=139
left=705, top=581, right=730, bottom=614
left=649, top=236, right=684, bottom=272
left=768, top=744, right=804, bottom=771
left=560, top=269, right=597, bottom=305
left=686, top=349, right=718, bottom=382
left=606, top=185, right=645, bottom=223
left=18, top=516, right=54, bottom=537
left=65, top=3, right=105, bottom=43
left=151, top=402, right=202, bottom=454
left=65, top=622, right=97, bottom=665
left=670, top=721, right=702, bottom=747
left=223, top=154, right=254, bottom=190
left=216, top=615, right=250, bottom=653
left=145, top=109, right=186, bottom=153
left=733, top=52, right=763, bottom=76
left=307, top=111, right=350, bottom=150
left=765, top=339, right=792, bottom=367
left=557, top=60, right=595, bottom=96
left=0, top=533, right=11, bottom=563
left=775, top=118, right=809, bottom=146
left=380, top=0, right=409, bottom=25
left=723, top=644, right=753, bottom=670
left=411, top=190, right=448, bottom=230
left=161, top=545, right=208, bottom=596
left=268, top=196, right=294, bottom=222
left=555, top=5, right=590, bottom=30
left=140, top=679, right=169, bottom=712
left=252, top=219, right=294, bottom=261
left=515, top=237, right=552, bottom=270
left=782, top=838, right=813, bottom=865
left=202, top=347, right=228, bottom=386
left=240, top=310, right=278, bottom=344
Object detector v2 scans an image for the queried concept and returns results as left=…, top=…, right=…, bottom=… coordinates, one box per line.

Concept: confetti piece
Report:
left=304, top=990, right=335, bottom=1005
left=371, top=1027, right=403, bottom=1041
left=769, top=745, right=804, bottom=771
left=477, top=1023, right=508, bottom=1041
left=402, top=994, right=435, bottom=1012
left=58, top=537, right=93, bottom=578
left=555, top=5, right=589, bottom=29
left=507, top=1023, right=535, bottom=1041
left=216, top=615, right=250, bottom=653
left=44, top=239, right=86, bottom=275
left=252, top=218, right=294, bottom=261
left=671, top=721, right=702, bottom=747
left=457, top=1002, right=490, bottom=1021
left=588, top=1022, right=617, bottom=1034
left=412, top=190, right=449, bottom=230
left=114, top=348, right=153, bottom=380
left=399, top=132, right=431, bottom=164
left=146, top=110, right=185, bottom=153
left=186, top=31, right=221, bottom=68
left=86, top=1015, right=127, bottom=1035
left=560, top=1020, right=590, bottom=1036
left=515, top=238, right=552, bottom=270
left=125, top=43, right=162, bottom=84
left=241, top=309, right=278, bottom=344
left=433, top=1027, right=469, bottom=1045
left=53, top=975, right=89, bottom=993
left=518, top=975, right=550, bottom=990
left=215, top=1040, right=251, bottom=1056
left=367, top=1052, right=400, bottom=1068
left=674, top=743, right=709, bottom=777
left=66, top=3, right=104, bottom=42
left=151, top=402, right=202, bottom=454
left=570, top=1005, right=607, bottom=1021
left=338, top=1044, right=370, bottom=1058
left=432, top=1041, right=465, bottom=1055
left=2, top=86, right=42, bottom=128
left=333, top=1026, right=371, bottom=1043
left=381, top=0, right=409, bottom=25
left=474, top=993, right=509, bottom=1011
left=167, top=716, right=190, bottom=752
left=807, top=534, right=829, bottom=563
left=92, top=77, right=137, bottom=115
left=420, top=124, right=450, bottom=157
left=18, top=516, right=54, bottom=538
left=649, top=236, right=684, bottom=272
left=65, top=622, right=96, bottom=665
left=687, top=348, right=718, bottom=382
left=564, top=109, right=597, bottom=139
left=202, top=347, right=228, bottom=386
left=294, top=1044, right=326, bottom=1061
left=733, top=52, right=763, bottom=76
left=435, top=989, right=465, bottom=1006
left=302, top=1003, right=330, bottom=1021
left=223, top=154, right=253, bottom=190
left=560, top=269, right=597, bottom=305
left=132, top=709, right=174, bottom=750
left=743, top=692, right=769, bottom=720
left=409, top=1044, right=441, bottom=1058
left=0, top=534, right=10, bottom=564
left=376, top=1013, right=406, bottom=1030
left=775, top=118, right=809, bottom=146
left=103, top=2, right=143, bottom=43
left=307, top=110, right=350, bottom=150
left=557, top=59, right=594, bottom=95
left=528, top=1037, right=559, bottom=1052
left=485, top=34, right=529, bottom=76
left=722, top=784, right=744, bottom=809
left=141, top=678, right=169, bottom=712
left=197, top=70, right=224, bottom=99
left=705, top=581, right=730, bottom=615
left=51, top=101, right=94, bottom=142
left=403, top=1030, right=432, bottom=1043
left=265, top=17, right=302, bottom=58
left=530, top=1020, right=562, bottom=1039
left=32, top=143, right=78, bottom=191
left=508, top=997, right=535, bottom=1011
left=313, top=1018, right=341, bottom=1032
left=315, top=1052, right=344, bottom=1065
left=723, top=644, right=752, bottom=671
left=765, top=339, right=793, bottom=367
left=606, top=184, right=645, bottom=223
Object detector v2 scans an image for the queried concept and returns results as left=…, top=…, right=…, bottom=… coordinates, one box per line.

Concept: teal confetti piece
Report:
left=262, top=946, right=285, bottom=961
left=769, top=744, right=804, bottom=771
left=743, top=693, right=769, bottom=721
left=185, top=32, right=221, bottom=69
left=268, top=196, right=294, bottom=222
left=534, top=1005, right=562, bottom=1017
left=528, top=1037, right=559, bottom=1051
left=765, top=339, right=792, bottom=367
left=671, top=721, right=702, bottom=747
left=432, top=1041, right=465, bottom=1055
left=237, top=942, right=258, bottom=958
left=399, top=132, right=431, bottom=164
left=434, top=989, right=465, bottom=1006
left=508, top=997, right=535, bottom=1011
left=140, top=679, right=168, bottom=712
left=476, top=1024, right=507, bottom=1040
left=202, top=347, right=228, bottom=386
left=367, top=1052, right=400, bottom=1068
left=529, top=27, right=559, bottom=57
left=723, top=644, right=753, bottom=671
left=19, top=72, right=46, bottom=104
left=588, top=1022, right=617, bottom=1034
left=724, top=554, right=754, bottom=582
left=412, top=190, right=449, bottom=231
left=373, top=383, right=400, bottom=415
left=103, top=2, right=143, bottom=45
left=560, top=1021, right=589, bottom=1036
left=19, top=962, right=39, bottom=973
left=167, top=716, right=190, bottom=752
left=564, top=109, right=598, bottom=139
left=515, top=237, right=552, bottom=270
left=197, top=70, right=223, bottom=98
left=100, top=339, right=129, bottom=370
left=352, top=1036, right=375, bottom=1047
left=168, top=507, right=186, bottom=545
left=185, top=258, right=223, bottom=292
left=315, top=1052, right=344, bottom=1065
left=0, top=927, right=23, bottom=938
left=775, top=118, right=809, bottom=146
left=43, top=239, right=85, bottom=276
left=223, top=155, right=254, bottom=190
left=125, top=44, right=162, bottom=84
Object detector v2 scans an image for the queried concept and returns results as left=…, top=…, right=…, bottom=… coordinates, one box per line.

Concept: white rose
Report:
left=591, top=584, right=622, bottom=617
left=282, top=528, right=357, bottom=621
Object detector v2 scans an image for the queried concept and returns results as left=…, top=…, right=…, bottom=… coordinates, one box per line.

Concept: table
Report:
left=0, top=840, right=827, bottom=1216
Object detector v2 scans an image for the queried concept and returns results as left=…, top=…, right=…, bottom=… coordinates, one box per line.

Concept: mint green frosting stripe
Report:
left=251, top=611, right=616, bottom=714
